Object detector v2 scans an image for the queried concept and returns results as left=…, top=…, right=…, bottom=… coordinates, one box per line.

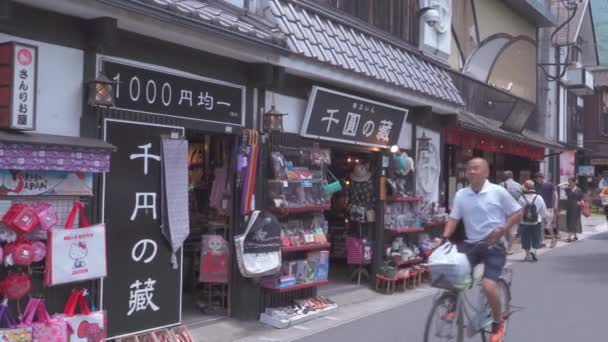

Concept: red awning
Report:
left=445, top=126, right=545, bottom=160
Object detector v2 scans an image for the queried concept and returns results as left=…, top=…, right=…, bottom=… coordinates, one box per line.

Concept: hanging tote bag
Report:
left=58, top=290, right=105, bottom=342
left=0, top=299, right=32, bottom=341
left=45, top=202, right=107, bottom=286
left=235, top=211, right=281, bottom=278
left=322, top=164, right=342, bottom=195
left=18, top=298, right=71, bottom=342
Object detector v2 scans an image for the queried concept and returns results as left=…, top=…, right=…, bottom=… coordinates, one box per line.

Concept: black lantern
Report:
left=87, top=73, right=118, bottom=107
left=417, top=131, right=431, bottom=153
left=263, top=105, right=286, bottom=132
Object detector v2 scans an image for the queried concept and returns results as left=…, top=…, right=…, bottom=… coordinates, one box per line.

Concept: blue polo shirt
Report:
left=450, top=180, right=522, bottom=243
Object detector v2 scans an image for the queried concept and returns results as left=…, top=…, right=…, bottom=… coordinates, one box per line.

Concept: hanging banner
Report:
left=301, top=86, right=408, bottom=148
left=102, top=119, right=184, bottom=339
left=0, top=42, right=38, bottom=130
left=0, top=170, right=93, bottom=196
left=101, top=58, right=245, bottom=127
left=560, top=150, right=576, bottom=176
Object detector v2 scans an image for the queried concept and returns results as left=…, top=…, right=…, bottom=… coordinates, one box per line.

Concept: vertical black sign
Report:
left=102, top=59, right=245, bottom=126
left=103, top=120, right=183, bottom=339
left=301, top=86, right=408, bottom=148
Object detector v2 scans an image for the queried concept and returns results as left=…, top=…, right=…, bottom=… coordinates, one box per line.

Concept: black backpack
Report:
left=522, top=194, right=539, bottom=224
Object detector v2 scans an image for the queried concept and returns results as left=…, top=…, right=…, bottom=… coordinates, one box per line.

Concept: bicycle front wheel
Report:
left=424, top=292, right=463, bottom=342
left=480, top=279, right=511, bottom=342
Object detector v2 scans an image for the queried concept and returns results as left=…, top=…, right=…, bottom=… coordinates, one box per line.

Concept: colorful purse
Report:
left=60, top=291, right=105, bottom=342
left=0, top=299, right=32, bottom=342
left=5, top=238, right=35, bottom=266
left=31, top=203, right=58, bottom=231
left=2, top=204, right=39, bottom=234
left=2, top=273, right=31, bottom=300
left=19, top=298, right=71, bottom=342
left=322, top=165, right=342, bottom=195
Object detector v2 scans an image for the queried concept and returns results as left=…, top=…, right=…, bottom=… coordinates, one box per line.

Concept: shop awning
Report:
left=445, top=111, right=564, bottom=160
left=0, top=130, right=115, bottom=173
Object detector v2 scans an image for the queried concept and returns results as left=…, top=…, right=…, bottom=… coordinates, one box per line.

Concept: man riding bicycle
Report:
left=441, top=158, right=522, bottom=342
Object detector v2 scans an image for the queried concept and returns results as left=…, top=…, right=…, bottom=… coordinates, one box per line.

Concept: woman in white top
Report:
left=518, top=180, right=548, bottom=262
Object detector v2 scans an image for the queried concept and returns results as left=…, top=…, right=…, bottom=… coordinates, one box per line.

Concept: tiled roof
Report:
left=551, top=0, right=588, bottom=45
left=265, top=0, right=464, bottom=105
left=128, top=0, right=286, bottom=46
left=593, top=68, right=608, bottom=88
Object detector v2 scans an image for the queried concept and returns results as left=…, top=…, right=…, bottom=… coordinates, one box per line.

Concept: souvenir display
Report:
left=199, top=235, right=229, bottom=283
left=259, top=296, right=338, bottom=329
left=18, top=298, right=71, bottom=342
left=235, top=210, right=282, bottom=278
left=60, top=290, right=106, bottom=342
left=45, top=201, right=107, bottom=286
left=0, top=299, right=32, bottom=342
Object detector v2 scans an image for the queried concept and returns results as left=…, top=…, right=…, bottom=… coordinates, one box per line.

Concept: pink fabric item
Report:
left=31, top=203, right=58, bottom=231
left=19, top=298, right=71, bottom=342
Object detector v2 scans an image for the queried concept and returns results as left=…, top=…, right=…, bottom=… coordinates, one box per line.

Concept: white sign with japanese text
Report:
left=11, top=43, right=36, bottom=130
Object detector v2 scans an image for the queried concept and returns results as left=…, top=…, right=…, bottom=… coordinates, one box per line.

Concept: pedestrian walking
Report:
left=600, top=186, right=608, bottom=224
left=518, top=180, right=547, bottom=262
left=499, top=170, right=521, bottom=254
left=559, top=177, right=583, bottom=242
left=535, top=173, right=559, bottom=247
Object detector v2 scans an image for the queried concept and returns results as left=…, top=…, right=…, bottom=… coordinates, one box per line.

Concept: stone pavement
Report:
left=190, top=215, right=607, bottom=342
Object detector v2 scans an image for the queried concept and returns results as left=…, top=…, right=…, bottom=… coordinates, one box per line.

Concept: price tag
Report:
left=283, top=181, right=289, bottom=188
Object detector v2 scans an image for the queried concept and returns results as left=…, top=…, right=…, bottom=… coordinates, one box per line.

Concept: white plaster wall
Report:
left=0, top=34, right=83, bottom=137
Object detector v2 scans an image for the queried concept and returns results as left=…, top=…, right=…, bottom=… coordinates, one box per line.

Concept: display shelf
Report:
left=386, top=196, right=424, bottom=203
left=268, top=179, right=325, bottom=183
left=260, top=280, right=329, bottom=293
left=424, top=221, right=445, bottom=228
left=385, top=227, right=425, bottom=234
left=270, top=205, right=331, bottom=215
left=259, top=305, right=338, bottom=329
left=392, top=257, right=424, bottom=267
left=282, top=243, right=331, bottom=253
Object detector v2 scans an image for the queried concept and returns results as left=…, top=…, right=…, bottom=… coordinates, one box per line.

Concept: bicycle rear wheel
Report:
left=480, top=279, right=511, bottom=342
left=424, top=292, right=463, bottom=342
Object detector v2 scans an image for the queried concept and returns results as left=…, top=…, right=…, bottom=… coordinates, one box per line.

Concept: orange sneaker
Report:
left=490, top=321, right=505, bottom=342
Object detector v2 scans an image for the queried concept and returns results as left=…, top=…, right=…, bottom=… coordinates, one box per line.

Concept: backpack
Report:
left=522, top=194, right=539, bottom=224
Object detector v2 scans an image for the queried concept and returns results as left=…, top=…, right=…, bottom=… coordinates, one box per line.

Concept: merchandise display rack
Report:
left=282, top=243, right=332, bottom=253
left=260, top=280, right=330, bottom=293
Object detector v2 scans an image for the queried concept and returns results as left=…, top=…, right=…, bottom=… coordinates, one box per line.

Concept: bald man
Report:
left=442, top=158, right=522, bottom=342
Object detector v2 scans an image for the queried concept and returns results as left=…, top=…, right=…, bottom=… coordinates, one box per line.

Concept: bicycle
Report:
left=423, top=243, right=513, bottom=342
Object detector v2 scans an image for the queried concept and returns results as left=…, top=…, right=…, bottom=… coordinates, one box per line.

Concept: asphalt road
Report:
left=297, top=233, right=608, bottom=342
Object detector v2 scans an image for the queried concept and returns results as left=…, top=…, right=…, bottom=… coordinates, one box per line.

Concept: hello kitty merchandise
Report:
left=69, top=242, right=88, bottom=269
left=199, top=235, right=229, bottom=283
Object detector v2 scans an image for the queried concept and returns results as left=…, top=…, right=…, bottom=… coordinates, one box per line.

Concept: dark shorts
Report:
left=459, top=242, right=506, bottom=281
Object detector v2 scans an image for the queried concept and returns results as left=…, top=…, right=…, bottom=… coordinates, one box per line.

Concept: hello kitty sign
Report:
left=45, top=202, right=107, bottom=286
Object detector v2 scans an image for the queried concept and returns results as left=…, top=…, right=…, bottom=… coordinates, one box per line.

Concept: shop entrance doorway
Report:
left=182, top=132, right=235, bottom=326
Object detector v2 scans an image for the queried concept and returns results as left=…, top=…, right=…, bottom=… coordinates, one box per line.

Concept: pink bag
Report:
left=31, top=203, right=58, bottom=231
left=19, top=298, right=71, bottom=342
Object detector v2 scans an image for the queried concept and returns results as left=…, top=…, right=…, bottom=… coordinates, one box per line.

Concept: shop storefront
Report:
left=442, top=111, right=564, bottom=207
left=91, top=54, right=255, bottom=339
left=250, top=85, right=449, bottom=328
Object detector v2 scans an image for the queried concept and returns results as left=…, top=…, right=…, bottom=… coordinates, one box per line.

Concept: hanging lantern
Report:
left=86, top=72, right=119, bottom=107
left=417, top=131, right=432, bottom=153
left=263, top=105, right=287, bottom=132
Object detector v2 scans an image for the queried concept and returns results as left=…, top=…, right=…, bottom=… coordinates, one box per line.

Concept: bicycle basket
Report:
left=430, top=264, right=472, bottom=291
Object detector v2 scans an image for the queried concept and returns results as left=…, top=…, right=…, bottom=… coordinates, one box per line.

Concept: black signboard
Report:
left=301, top=86, right=408, bottom=148
left=101, top=59, right=245, bottom=126
left=102, top=119, right=184, bottom=339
